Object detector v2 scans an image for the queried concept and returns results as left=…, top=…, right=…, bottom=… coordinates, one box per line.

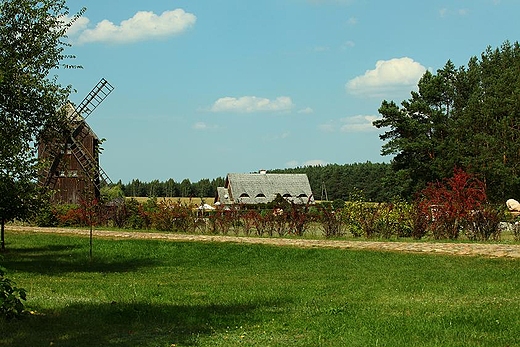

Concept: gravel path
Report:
left=7, top=225, right=520, bottom=259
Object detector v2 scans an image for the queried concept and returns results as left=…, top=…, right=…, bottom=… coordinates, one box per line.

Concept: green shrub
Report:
left=34, top=204, right=59, bottom=227
left=0, top=266, right=26, bottom=320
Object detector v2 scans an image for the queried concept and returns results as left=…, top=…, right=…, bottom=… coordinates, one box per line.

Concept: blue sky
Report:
left=58, top=0, right=518, bottom=184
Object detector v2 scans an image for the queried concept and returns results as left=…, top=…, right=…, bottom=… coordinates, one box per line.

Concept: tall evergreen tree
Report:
left=374, top=61, right=458, bottom=197
left=374, top=41, right=520, bottom=202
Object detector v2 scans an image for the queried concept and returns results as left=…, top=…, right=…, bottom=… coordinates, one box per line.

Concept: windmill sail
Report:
left=73, top=78, right=114, bottom=122
left=69, top=133, right=112, bottom=189
left=40, top=78, right=114, bottom=201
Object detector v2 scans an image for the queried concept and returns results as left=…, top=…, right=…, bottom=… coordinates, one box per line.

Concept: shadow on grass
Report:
left=1, top=299, right=282, bottom=346
left=1, top=244, right=159, bottom=275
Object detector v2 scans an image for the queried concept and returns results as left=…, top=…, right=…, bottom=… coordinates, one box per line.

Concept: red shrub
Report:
left=416, top=168, right=488, bottom=239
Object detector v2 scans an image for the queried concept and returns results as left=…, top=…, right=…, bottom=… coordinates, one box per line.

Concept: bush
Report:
left=512, top=223, right=520, bottom=242
left=286, top=203, right=312, bottom=236
left=465, top=205, right=501, bottom=241
left=416, top=168, right=488, bottom=240
left=0, top=266, right=26, bottom=320
left=34, top=204, right=59, bottom=227
left=341, top=196, right=365, bottom=238
left=151, top=199, right=197, bottom=232
left=56, top=205, right=83, bottom=227
left=316, top=202, right=345, bottom=238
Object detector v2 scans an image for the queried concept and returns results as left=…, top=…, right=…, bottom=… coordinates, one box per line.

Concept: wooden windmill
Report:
left=39, top=78, right=114, bottom=204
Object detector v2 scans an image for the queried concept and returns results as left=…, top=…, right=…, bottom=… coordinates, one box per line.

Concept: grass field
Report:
left=1, top=231, right=520, bottom=346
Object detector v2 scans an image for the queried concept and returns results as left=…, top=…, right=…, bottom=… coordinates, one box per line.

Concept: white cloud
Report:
left=340, top=115, right=380, bottom=132
left=210, top=96, right=294, bottom=113
left=346, top=57, right=426, bottom=98
left=75, top=9, right=196, bottom=44
left=320, top=115, right=381, bottom=133
left=297, top=107, right=314, bottom=114
left=193, top=122, right=206, bottom=130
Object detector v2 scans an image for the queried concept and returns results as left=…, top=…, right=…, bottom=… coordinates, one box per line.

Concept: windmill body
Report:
left=39, top=79, right=114, bottom=204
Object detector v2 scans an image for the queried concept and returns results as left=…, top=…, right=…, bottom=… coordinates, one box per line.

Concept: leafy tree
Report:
left=375, top=42, right=520, bottom=202
left=0, top=0, right=84, bottom=249
left=0, top=163, right=43, bottom=250
left=374, top=61, right=458, bottom=198
left=100, top=184, right=124, bottom=202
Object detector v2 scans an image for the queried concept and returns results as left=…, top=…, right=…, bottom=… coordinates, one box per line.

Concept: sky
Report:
left=57, top=0, right=519, bottom=184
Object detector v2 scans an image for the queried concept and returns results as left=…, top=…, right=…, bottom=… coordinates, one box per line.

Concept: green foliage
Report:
left=0, top=266, right=26, bottom=320
left=34, top=202, right=59, bottom=227
left=0, top=0, right=84, bottom=249
left=100, top=185, right=124, bottom=203
left=341, top=190, right=367, bottom=237
left=271, top=162, right=398, bottom=202
left=375, top=41, right=520, bottom=202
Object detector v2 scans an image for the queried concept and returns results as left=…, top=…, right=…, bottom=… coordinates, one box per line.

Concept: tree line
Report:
left=118, top=161, right=398, bottom=202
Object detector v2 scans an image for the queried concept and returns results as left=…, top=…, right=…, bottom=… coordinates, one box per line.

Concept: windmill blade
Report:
left=69, top=135, right=113, bottom=189
left=41, top=142, right=67, bottom=189
left=74, top=78, right=114, bottom=121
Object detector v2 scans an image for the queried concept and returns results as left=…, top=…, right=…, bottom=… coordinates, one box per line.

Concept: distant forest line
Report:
left=119, top=162, right=399, bottom=202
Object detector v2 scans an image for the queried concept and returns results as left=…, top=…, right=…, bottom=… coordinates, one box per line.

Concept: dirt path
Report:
left=7, top=225, right=520, bottom=259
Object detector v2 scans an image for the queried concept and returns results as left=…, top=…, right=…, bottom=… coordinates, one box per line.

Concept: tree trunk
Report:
left=1, top=218, right=5, bottom=251
left=89, top=224, right=93, bottom=261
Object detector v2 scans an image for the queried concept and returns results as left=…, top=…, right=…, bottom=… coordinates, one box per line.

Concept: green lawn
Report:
left=1, top=231, right=519, bottom=346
